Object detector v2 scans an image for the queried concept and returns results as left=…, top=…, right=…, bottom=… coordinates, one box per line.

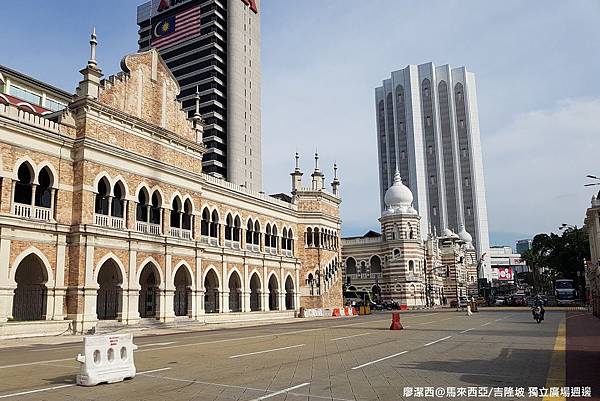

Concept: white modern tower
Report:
left=375, top=63, right=491, bottom=278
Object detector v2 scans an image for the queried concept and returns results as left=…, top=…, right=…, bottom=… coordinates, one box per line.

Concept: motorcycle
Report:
left=532, top=306, right=543, bottom=323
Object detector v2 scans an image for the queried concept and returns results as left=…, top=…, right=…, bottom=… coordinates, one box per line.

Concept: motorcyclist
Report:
left=532, top=295, right=545, bottom=321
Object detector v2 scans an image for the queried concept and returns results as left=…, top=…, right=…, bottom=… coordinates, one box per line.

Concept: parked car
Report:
left=476, top=297, right=487, bottom=306
left=511, top=294, right=527, bottom=306
left=458, top=296, right=469, bottom=308
left=494, top=297, right=505, bottom=306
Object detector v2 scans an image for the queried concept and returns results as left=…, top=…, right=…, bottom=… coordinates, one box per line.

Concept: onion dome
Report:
left=458, top=227, right=473, bottom=243
left=383, top=170, right=413, bottom=213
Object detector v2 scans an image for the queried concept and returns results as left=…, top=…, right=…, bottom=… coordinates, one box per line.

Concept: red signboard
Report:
left=497, top=267, right=514, bottom=281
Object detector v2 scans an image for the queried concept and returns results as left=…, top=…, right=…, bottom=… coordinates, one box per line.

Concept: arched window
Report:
left=246, top=219, right=254, bottom=244
left=182, top=199, right=192, bottom=231
left=233, top=216, right=241, bottom=242
left=225, top=213, right=234, bottom=241
left=271, top=225, right=278, bottom=248
left=314, top=228, right=320, bottom=247
left=136, top=188, right=149, bottom=222
left=170, top=197, right=182, bottom=228
left=150, top=191, right=161, bottom=225
left=265, top=223, right=272, bottom=248
left=409, top=260, right=415, bottom=273
left=210, top=210, right=219, bottom=238
left=370, top=255, right=382, bottom=273
left=112, top=181, right=125, bottom=218
left=201, top=208, right=210, bottom=236
left=282, top=228, right=288, bottom=250
left=35, top=167, right=53, bottom=208
left=95, top=177, right=110, bottom=215
left=360, top=261, right=366, bottom=274
left=306, top=227, right=313, bottom=247
left=253, top=220, right=260, bottom=246
left=287, top=228, right=294, bottom=254
left=345, top=257, right=357, bottom=274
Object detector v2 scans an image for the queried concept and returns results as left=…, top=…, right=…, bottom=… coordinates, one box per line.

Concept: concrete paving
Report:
left=0, top=310, right=579, bottom=400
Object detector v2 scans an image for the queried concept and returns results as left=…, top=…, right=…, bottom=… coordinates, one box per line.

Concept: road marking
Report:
left=480, top=322, right=492, bottom=326
left=138, top=367, right=172, bottom=374
left=248, top=383, right=311, bottom=401
left=229, top=344, right=305, bottom=359
left=0, top=357, right=73, bottom=370
left=351, top=350, right=408, bottom=369
left=423, top=336, right=452, bottom=347
left=542, top=319, right=566, bottom=401
left=139, top=342, right=176, bottom=347
left=460, top=327, right=476, bottom=333
left=0, top=368, right=171, bottom=399
left=140, top=373, right=353, bottom=401
left=330, top=333, right=370, bottom=341
left=566, top=313, right=586, bottom=320
left=0, top=384, right=76, bottom=399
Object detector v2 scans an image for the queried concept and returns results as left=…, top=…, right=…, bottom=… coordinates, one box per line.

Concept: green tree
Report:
left=520, top=227, right=589, bottom=295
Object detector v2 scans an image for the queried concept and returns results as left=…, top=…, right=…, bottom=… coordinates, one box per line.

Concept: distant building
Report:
left=341, top=170, right=476, bottom=308
left=0, top=65, right=71, bottom=115
left=516, top=239, right=532, bottom=255
left=584, top=192, right=600, bottom=318
left=375, top=63, right=490, bottom=279
left=489, top=246, right=528, bottom=285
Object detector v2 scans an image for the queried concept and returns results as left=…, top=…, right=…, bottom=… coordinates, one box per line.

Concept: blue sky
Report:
left=2, top=1, right=600, bottom=249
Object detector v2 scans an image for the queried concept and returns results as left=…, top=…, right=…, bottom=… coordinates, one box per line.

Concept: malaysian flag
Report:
left=152, top=5, right=201, bottom=50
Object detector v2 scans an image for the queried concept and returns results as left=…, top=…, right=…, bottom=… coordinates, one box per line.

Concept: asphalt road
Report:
left=0, top=310, right=568, bottom=400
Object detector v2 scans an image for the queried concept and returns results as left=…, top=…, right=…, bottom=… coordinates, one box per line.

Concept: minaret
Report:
left=290, top=152, right=303, bottom=193
left=311, top=152, right=325, bottom=191
left=192, top=86, right=204, bottom=142
left=331, top=163, right=340, bottom=196
left=76, top=29, right=103, bottom=99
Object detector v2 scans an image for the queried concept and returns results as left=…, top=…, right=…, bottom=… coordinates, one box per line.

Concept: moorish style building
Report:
left=342, top=170, right=476, bottom=308
left=0, top=35, right=342, bottom=337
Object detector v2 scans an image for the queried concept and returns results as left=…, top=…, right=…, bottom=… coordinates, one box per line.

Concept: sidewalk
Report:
left=0, top=314, right=360, bottom=350
left=566, top=312, right=600, bottom=400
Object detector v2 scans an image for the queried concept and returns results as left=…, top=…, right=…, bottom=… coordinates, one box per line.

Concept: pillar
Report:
left=125, top=248, right=140, bottom=324
left=194, top=255, right=204, bottom=319
left=242, top=264, right=250, bottom=312
left=221, top=263, right=229, bottom=312
left=161, top=253, right=175, bottom=321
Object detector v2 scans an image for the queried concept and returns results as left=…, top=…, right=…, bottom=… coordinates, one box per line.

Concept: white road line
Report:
left=0, top=357, right=72, bottom=370
left=229, top=344, right=305, bottom=359
left=566, top=313, right=587, bottom=319
left=330, top=333, right=370, bottom=341
left=248, top=383, right=311, bottom=401
left=0, top=368, right=171, bottom=399
left=460, top=328, right=476, bottom=334
left=138, top=367, right=172, bottom=374
left=0, top=384, right=76, bottom=399
left=141, top=373, right=353, bottom=401
left=424, top=336, right=452, bottom=347
left=351, top=350, right=408, bottom=370
left=481, top=322, right=492, bottom=326
left=139, top=342, right=176, bottom=347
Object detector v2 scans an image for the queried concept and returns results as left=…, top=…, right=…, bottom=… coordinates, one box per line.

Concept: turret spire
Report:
left=88, top=28, right=98, bottom=69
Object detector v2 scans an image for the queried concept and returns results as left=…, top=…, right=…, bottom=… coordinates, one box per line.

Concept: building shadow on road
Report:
left=392, top=347, right=555, bottom=389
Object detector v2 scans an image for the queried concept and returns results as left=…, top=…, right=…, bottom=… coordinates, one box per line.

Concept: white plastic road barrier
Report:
left=76, top=333, right=138, bottom=386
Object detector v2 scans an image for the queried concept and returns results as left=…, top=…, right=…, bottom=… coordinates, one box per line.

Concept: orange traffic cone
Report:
left=390, top=312, right=403, bottom=330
